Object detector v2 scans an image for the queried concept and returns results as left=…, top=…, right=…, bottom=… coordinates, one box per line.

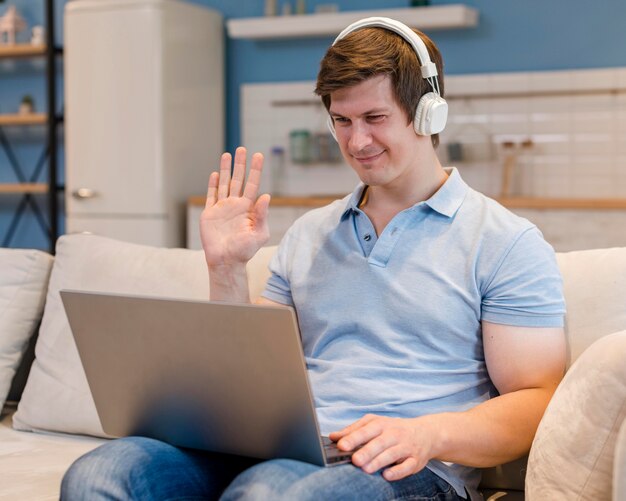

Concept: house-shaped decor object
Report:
left=0, top=6, right=27, bottom=45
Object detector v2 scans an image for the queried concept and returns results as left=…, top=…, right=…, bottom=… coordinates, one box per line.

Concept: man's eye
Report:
left=334, top=117, right=349, bottom=125
left=367, top=115, right=385, bottom=122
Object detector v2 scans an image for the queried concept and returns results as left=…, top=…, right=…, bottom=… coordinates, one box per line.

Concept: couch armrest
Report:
left=526, top=331, right=626, bottom=500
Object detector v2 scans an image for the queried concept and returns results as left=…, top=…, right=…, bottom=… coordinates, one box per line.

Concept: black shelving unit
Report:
left=45, top=0, right=60, bottom=252
left=0, top=0, right=63, bottom=253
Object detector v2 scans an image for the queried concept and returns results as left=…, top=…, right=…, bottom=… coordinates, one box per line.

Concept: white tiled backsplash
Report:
left=241, top=82, right=358, bottom=197
left=242, top=67, right=626, bottom=199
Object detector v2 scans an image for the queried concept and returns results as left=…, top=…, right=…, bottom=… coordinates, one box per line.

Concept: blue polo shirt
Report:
left=262, top=168, right=565, bottom=498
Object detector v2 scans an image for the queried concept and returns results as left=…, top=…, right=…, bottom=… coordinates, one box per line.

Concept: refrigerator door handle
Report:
left=72, top=188, right=100, bottom=199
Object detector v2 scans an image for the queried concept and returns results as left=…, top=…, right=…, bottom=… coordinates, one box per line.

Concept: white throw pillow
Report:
left=526, top=330, right=626, bottom=500
left=0, top=248, right=53, bottom=411
left=13, top=234, right=274, bottom=436
left=556, top=247, right=626, bottom=367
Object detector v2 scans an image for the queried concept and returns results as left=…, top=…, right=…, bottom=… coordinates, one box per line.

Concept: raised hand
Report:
left=200, top=147, right=271, bottom=267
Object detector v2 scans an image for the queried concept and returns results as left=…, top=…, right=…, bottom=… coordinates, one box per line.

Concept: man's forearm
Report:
left=208, top=263, right=251, bottom=302
left=425, top=386, right=557, bottom=467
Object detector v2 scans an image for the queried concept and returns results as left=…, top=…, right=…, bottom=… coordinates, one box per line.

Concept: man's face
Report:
left=328, top=74, right=423, bottom=189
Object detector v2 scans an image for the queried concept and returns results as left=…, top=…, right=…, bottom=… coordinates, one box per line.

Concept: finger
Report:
left=351, top=433, right=398, bottom=469
left=242, top=152, right=264, bottom=201
left=217, top=152, right=232, bottom=200
left=231, top=146, right=247, bottom=197
left=335, top=415, right=380, bottom=450
left=331, top=414, right=378, bottom=439
left=383, top=456, right=421, bottom=481
left=205, top=172, right=219, bottom=208
left=357, top=439, right=407, bottom=473
left=253, top=193, right=271, bottom=227
left=253, top=194, right=271, bottom=243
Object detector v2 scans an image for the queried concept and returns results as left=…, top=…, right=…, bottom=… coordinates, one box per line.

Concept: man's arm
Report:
left=331, top=322, right=566, bottom=481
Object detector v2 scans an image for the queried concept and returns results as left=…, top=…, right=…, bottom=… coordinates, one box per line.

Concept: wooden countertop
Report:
left=189, top=195, right=626, bottom=210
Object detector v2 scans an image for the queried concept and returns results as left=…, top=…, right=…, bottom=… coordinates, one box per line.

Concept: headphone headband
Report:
left=332, top=17, right=438, bottom=80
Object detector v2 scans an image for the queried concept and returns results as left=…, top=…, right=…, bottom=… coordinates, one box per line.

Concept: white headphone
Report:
left=326, top=17, right=448, bottom=140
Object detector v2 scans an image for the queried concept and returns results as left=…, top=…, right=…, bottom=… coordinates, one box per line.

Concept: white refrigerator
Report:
left=65, top=0, right=223, bottom=247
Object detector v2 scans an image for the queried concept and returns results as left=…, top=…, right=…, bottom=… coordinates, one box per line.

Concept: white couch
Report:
left=1, top=233, right=624, bottom=500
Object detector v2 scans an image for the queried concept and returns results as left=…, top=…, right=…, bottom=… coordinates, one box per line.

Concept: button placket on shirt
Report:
left=353, top=210, right=377, bottom=257
left=368, top=206, right=427, bottom=267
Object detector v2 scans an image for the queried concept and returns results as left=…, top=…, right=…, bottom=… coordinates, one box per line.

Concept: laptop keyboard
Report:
left=321, top=436, right=354, bottom=465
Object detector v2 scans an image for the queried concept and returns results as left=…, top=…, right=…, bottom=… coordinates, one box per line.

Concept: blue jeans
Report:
left=61, top=437, right=463, bottom=500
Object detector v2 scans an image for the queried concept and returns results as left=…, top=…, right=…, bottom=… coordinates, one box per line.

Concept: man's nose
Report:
left=348, top=123, right=372, bottom=152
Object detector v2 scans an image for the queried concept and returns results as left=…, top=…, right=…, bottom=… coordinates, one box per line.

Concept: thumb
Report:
left=253, top=194, right=271, bottom=229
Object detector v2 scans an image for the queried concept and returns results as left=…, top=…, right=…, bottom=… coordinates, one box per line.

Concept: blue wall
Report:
left=2, top=0, right=626, bottom=249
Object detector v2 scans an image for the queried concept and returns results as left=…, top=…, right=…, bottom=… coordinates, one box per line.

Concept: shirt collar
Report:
left=340, top=184, right=368, bottom=220
left=340, top=167, right=468, bottom=221
left=424, top=167, right=468, bottom=218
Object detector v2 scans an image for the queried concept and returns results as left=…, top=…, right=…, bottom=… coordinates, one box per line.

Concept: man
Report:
left=62, top=18, right=566, bottom=500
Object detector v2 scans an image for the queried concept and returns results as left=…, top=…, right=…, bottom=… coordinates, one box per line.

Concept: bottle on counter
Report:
left=270, top=146, right=287, bottom=195
left=289, top=129, right=311, bottom=164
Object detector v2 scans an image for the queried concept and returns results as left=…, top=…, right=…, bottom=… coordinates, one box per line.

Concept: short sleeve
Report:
left=481, top=227, right=565, bottom=327
left=261, top=233, right=294, bottom=306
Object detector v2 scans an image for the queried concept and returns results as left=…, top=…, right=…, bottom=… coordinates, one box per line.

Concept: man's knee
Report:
left=222, top=459, right=376, bottom=501
left=221, top=458, right=319, bottom=500
left=61, top=437, right=158, bottom=500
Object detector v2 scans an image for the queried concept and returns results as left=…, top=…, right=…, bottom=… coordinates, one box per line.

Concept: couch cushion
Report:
left=0, top=405, right=104, bottom=499
left=0, top=248, right=53, bottom=411
left=13, top=234, right=274, bottom=437
left=526, top=330, right=626, bottom=500
left=556, top=247, right=626, bottom=367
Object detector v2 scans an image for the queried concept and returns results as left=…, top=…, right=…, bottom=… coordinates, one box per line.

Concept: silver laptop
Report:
left=60, top=290, right=352, bottom=466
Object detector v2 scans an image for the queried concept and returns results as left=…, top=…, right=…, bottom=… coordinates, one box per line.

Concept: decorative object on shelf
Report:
left=18, top=94, right=34, bottom=114
left=0, top=5, right=26, bottom=45
left=410, top=0, right=430, bottom=6
left=314, top=4, right=339, bottom=14
left=295, top=0, right=306, bottom=15
left=31, top=25, right=44, bottom=45
left=264, top=0, right=277, bottom=16
left=281, top=1, right=292, bottom=16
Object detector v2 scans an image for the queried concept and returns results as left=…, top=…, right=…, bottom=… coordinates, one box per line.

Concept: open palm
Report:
left=200, top=147, right=271, bottom=266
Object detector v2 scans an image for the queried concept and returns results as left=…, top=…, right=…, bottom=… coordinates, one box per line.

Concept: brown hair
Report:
left=315, top=27, right=444, bottom=148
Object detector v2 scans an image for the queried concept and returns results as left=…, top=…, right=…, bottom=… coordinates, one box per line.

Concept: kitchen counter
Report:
left=187, top=195, right=626, bottom=252
left=188, top=196, right=626, bottom=210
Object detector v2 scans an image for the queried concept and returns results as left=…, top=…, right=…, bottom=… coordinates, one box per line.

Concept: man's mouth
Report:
left=352, top=151, right=384, bottom=163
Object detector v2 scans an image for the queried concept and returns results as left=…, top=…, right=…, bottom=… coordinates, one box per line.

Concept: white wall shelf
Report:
left=227, top=5, right=478, bottom=40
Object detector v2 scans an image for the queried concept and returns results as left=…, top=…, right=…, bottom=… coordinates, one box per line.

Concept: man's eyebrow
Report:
left=329, top=107, right=391, bottom=117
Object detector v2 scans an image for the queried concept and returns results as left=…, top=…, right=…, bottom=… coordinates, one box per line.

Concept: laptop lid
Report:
left=60, top=290, right=329, bottom=465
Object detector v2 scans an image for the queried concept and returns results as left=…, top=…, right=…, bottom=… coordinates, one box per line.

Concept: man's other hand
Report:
left=330, top=414, right=439, bottom=481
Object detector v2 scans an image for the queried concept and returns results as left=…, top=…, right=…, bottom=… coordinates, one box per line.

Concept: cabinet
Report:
left=0, top=0, right=62, bottom=252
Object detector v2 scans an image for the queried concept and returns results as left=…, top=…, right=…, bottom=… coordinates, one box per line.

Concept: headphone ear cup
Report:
left=414, top=92, right=448, bottom=136
left=327, top=115, right=338, bottom=142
